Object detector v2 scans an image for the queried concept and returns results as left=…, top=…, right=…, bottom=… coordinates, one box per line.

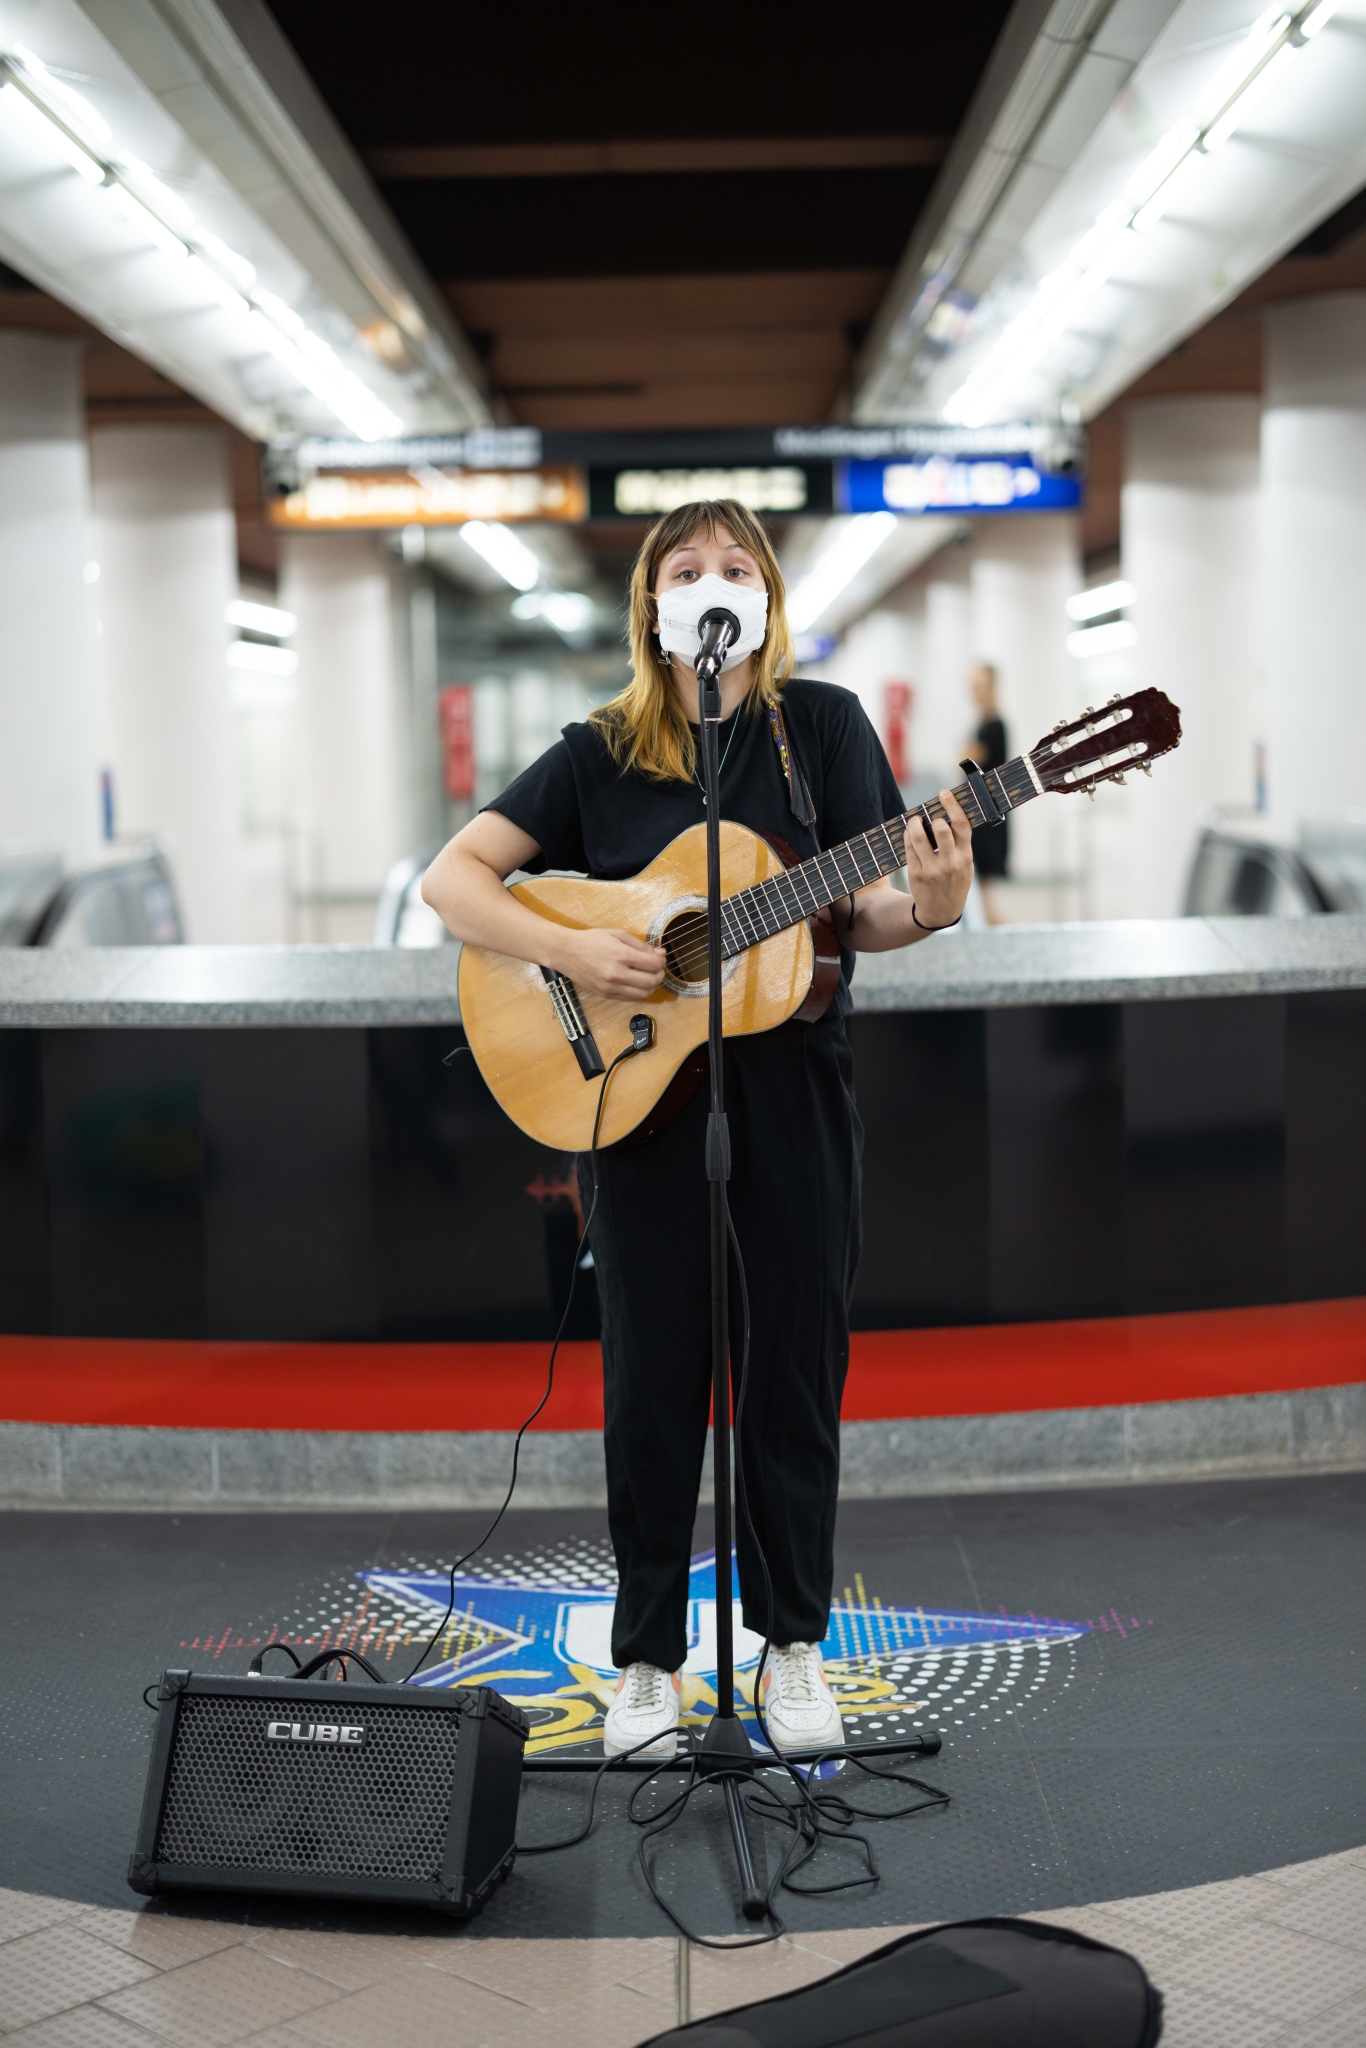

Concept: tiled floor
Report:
left=1, top=1846, right=1364, bottom=2045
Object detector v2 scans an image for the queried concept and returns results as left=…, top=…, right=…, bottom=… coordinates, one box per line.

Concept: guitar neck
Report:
left=719, top=750, right=1043, bottom=957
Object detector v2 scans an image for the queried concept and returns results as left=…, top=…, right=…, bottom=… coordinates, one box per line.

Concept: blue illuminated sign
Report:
left=839, top=456, right=1081, bottom=516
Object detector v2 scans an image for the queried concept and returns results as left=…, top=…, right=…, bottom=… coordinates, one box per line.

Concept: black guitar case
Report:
left=640, top=1916, right=1162, bottom=2048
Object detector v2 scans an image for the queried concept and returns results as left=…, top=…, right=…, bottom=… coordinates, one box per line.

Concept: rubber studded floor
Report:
left=1, top=1473, right=1362, bottom=1941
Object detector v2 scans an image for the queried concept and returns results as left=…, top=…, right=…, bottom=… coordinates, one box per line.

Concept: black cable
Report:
left=624, top=1164, right=948, bottom=1946
left=142, top=1684, right=159, bottom=1712
left=247, top=1643, right=303, bottom=1676
left=295, top=1649, right=385, bottom=1684
left=460, top=1030, right=948, bottom=1942
left=405, top=1040, right=641, bottom=1684
left=517, top=1731, right=680, bottom=1854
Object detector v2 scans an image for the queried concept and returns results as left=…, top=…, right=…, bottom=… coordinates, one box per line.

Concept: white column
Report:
left=1262, top=294, right=1366, bottom=836
left=920, top=549, right=973, bottom=785
left=91, top=426, right=244, bottom=941
left=968, top=513, right=1082, bottom=892
left=825, top=602, right=925, bottom=776
left=280, top=533, right=414, bottom=913
left=0, top=334, right=100, bottom=866
left=1119, top=396, right=1262, bottom=919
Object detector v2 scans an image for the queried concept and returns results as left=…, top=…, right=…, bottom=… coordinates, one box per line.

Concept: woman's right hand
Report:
left=559, top=928, right=667, bottom=1002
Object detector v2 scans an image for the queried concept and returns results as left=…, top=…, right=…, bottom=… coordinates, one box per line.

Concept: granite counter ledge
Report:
left=1, top=915, right=1365, bottom=1029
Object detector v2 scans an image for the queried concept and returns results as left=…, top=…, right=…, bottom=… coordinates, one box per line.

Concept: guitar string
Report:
left=648, top=723, right=1167, bottom=976
left=655, top=807, right=946, bottom=978
left=647, top=790, right=971, bottom=980
left=568, top=735, right=1113, bottom=986
left=648, top=739, right=1110, bottom=977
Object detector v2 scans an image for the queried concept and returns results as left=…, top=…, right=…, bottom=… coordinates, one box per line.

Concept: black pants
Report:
left=579, top=1016, right=863, bottom=1672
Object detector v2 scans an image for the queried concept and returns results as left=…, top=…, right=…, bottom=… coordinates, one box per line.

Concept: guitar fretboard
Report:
left=715, top=751, right=1041, bottom=957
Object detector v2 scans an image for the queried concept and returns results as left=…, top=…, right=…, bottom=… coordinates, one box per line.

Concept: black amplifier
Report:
left=129, top=1670, right=529, bottom=1918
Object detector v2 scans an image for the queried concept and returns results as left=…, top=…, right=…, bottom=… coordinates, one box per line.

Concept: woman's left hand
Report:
left=905, top=788, right=975, bottom=932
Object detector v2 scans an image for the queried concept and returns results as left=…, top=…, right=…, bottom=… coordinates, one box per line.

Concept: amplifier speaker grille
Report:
left=156, top=1695, right=460, bottom=1883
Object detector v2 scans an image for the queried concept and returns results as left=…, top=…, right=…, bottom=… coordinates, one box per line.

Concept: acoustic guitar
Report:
left=458, top=687, right=1181, bottom=1151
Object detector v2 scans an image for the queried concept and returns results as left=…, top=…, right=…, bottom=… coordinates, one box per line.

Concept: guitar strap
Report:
left=767, top=701, right=817, bottom=833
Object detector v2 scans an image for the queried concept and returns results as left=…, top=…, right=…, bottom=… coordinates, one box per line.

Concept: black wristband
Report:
left=911, top=904, right=963, bottom=933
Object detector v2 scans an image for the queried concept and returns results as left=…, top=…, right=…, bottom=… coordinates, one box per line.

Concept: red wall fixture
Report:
left=884, top=680, right=913, bottom=783
left=439, top=683, right=475, bottom=799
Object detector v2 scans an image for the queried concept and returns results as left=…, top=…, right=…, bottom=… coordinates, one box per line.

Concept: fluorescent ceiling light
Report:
left=245, top=312, right=403, bottom=442
left=104, top=183, right=189, bottom=261
left=225, top=598, right=296, bottom=638
left=461, top=519, right=542, bottom=592
left=511, top=590, right=594, bottom=634
left=786, top=514, right=898, bottom=633
left=226, top=640, right=299, bottom=675
left=943, top=2, right=1333, bottom=428
left=0, top=80, right=104, bottom=183
left=1065, top=579, right=1134, bottom=622
left=1068, top=619, right=1137, bottom=659
left=0, top=48, right=409, bottom=443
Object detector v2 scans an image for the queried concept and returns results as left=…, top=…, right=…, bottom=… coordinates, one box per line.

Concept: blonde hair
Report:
left=589, top=499, right=796, bottom=783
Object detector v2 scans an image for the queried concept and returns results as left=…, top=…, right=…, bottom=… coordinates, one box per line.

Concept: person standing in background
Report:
left=963, top=662, right=1008, bottom=924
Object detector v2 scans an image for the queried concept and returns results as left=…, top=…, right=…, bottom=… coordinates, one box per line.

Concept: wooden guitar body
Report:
left=457, top=820, right=821, bottom=1152
left=456, top=688, right=1184, bottom=1155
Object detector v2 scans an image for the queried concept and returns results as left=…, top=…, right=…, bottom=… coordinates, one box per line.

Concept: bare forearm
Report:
left=842, top=883, right=935, bottom=952
left=422, top=843, right=580, bottom=975
left=840, top=788, right=974, bottom=950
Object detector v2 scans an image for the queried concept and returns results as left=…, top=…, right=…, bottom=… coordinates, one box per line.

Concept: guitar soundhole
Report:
left=663, top=912, right=709, bottom=984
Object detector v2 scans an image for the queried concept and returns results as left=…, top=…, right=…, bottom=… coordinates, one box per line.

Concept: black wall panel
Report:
left=0, top=1031, right=48, bottom=1334
left=987, top=1005, right=1126, bottom=1322
left=850, top=1010, right=989, bottom=1329
left=200, top=1030, right=378, bottom=1341
left=1122, top=997, right=1286, bottom=1314
left=1286, top=991, right=1366, bottom=1300
left=2, top=987, right=1362, bottom=1345
left=41, top=1030, right=206, bottom=1337
left=368, top=1027, right=585, bottom=1341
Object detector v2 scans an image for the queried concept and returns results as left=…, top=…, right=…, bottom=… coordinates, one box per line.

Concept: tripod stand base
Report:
left=696, top=1714, right=766, bottom=1917
left=522, top=1729, right=943, bottom=1773
left=696, top=1710, right=756, bottom=1777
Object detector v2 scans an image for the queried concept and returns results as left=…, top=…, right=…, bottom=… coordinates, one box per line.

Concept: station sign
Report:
left=838, top=454, right=1081, bottom=515
left=588, top=463, right=832, bottom=519
left=264, top=422, right=1083, bottom=529
left=268, top=464, right=586, bottom=530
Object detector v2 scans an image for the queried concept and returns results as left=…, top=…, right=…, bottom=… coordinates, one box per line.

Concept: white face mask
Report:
left=655, top=573, right=769, bottom=672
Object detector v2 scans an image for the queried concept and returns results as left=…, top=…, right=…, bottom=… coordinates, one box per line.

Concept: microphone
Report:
left=695, top=606, right=740, bottom=679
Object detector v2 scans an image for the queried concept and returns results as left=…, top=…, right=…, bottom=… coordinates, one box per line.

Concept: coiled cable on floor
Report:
left=625, top=1172, right=948, bottom=1948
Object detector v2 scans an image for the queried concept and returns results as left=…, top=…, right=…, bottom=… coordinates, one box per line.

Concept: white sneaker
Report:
left=603, top=1662, right=681, bottom=1759
left=760, top=1643, right=844, bottom=1755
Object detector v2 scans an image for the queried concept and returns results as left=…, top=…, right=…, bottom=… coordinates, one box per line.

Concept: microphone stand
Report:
left=691, top=640, right=767, bottom=1921
left=521, top=618, right=946, bottom=1926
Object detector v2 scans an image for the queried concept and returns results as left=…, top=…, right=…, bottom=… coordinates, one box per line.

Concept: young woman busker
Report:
left=423, top=500, right=973, bottom=1758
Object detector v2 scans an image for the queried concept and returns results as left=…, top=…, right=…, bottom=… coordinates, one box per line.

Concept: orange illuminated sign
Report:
left=268, top=465, right=587, bottom=529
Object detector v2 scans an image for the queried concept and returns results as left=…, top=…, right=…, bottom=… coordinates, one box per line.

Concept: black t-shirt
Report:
left=975, top=715, right=1007, bottom=772
left=486, top=678, right=904, bottom=1016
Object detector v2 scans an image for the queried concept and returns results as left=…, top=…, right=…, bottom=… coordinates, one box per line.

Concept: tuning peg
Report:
left=1085, top=786, right=1095, bottom=801
left=1112, top=773, right=1127, bottom=786
left=1108, top=694, right=1121, bottom=705
left=1139, top=763, right=1151, bottom=776
left=1084, top=706, right=1095, bottom=715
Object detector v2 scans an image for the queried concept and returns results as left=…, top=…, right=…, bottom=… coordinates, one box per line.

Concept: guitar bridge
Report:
left=540, top=968, right=606, bottom=1079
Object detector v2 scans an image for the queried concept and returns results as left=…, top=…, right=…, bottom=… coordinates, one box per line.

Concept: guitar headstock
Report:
left=1031, top=689, right=1182, bottom=795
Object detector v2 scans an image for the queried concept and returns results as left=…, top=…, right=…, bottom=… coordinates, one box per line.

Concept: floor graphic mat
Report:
left=190, top=1541, right=1090, bottom=1757
left=3, top=1476, right=1362, bottom=1936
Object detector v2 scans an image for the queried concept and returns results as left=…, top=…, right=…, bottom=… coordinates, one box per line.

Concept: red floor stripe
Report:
left=0, top=1297, right=1362, bottom=1431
